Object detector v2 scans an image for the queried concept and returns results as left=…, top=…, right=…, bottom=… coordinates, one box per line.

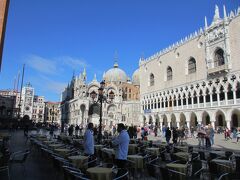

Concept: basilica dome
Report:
left=132, top=68, right=140, bottom=86
left=104, top=62, right=128, bottom=83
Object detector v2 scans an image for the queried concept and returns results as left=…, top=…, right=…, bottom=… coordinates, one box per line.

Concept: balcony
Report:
left=208, top=64, right=229, bottom=75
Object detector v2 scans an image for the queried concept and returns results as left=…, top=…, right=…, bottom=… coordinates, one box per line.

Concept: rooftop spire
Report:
left=223, top=5, right=227, bottom=19
left=205, top=16, right=208, bottom=29
left=213, top=5, right=221, bottom=23
left=113, top=51, right=119, bottom=68
left=82, top=67, right=86, bottom=81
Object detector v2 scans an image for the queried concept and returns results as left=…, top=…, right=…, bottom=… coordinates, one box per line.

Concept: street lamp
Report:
left=90, top=80, right=114, bottom=143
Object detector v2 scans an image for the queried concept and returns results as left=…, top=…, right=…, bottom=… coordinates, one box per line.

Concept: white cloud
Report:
left=26, top=55, right=58, bottom=75
left=25, top=55, right=88, bottom=75
left=59, top=56, right=88, bottom=69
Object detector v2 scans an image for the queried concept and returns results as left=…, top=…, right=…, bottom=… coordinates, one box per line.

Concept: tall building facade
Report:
left=0, top=90, right=17, bottom=119
left=60, top=62, right=140, bottom=129
left=14, top=83, right=46, bottom=122
left=44, top=102, right=61, bottom=124
left=139, top=5, right=240, bottom=130
left=32, top=95, right=45, bottom=123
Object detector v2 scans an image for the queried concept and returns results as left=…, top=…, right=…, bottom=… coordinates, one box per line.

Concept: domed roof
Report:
left=104, top=62, right=128, bottom=83
left=132, top=68, right=140, bottom=86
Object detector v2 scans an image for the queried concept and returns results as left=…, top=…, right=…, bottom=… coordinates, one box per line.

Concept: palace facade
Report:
left=139, top=5, right=240, bottom=130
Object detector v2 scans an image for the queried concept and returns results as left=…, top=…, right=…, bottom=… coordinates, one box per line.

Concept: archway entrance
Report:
left=202, top=111, right=210, bottom=126
left=190, top=112, right=198, bottom=128
left=215, top=110, right=226, bottom=128
left=231, top=109, right=240, bottom=128
left=179, top=113, right=186, bottom=128
left=162, top=114, right=168, bottom=127
left=170, top=114, right=177, bottom=128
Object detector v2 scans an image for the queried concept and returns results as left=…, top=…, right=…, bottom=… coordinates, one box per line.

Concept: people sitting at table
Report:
left=84, top=123, right=94, bottom=158
left=112, top=123, right=130, bottom=177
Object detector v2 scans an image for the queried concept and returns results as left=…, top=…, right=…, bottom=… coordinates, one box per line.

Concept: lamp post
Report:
left=90, top=80, right=114, bottom=143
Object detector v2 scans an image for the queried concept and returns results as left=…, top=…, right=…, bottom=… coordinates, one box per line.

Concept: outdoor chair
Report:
left=217, top=172, right=240, bottom=180
left=9, top=149, right=30, bottom=174
left=0, top=166, right=10, bottom=180
left=113, top=168, right=129, bottom=180
left=62, top=165, right=86, bottom=180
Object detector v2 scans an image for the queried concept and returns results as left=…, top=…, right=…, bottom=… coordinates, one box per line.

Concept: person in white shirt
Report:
left=83, top=123, right=94, bottom=156
left=112, top=123, right=130, bottom=174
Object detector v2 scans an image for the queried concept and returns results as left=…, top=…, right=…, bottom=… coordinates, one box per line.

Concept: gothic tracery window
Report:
left=214, top=48, right=225, bottom=67
left=167, top=66, right=173, bottom=81
left=150, top=73, right=154, bottom=86
left=188, top=58, right=196, bottom=74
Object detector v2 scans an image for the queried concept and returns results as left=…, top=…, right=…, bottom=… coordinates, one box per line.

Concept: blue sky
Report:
left=0, top=0, right=239, bottom=101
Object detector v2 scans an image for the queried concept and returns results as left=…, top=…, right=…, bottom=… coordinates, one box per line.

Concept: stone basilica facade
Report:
left=60, top=62, right=140, bottom=129
left=139, top=5, right=240, bottom=130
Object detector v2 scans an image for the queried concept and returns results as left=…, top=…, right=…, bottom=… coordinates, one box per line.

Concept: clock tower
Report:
left=21, top=82, right=34, bottom=119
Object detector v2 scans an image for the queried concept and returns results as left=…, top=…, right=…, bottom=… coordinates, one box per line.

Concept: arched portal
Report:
left=179, top=113, right=186, bottom=128
left=170, top=114, right=177, bottom=128
left=162, top=114, right=168, bottom=126
left=202, top=111, right=210, bottom=126
left=231, top=109, right=240, bottom=128
left=190, top=112, right=198, bottom=128
left=149, top=115, right=153, bottom=124
left=155, top=115, right=160, bottom=127
left=215, top=110, right=226, bottom=128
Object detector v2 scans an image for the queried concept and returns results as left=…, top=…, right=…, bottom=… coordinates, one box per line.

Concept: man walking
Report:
left=112, top=123, right=130, bottom=178
left=84, top=123, right=94, bottom=157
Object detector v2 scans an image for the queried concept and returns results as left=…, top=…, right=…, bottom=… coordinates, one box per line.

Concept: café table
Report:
left=55, top=148, right=71, bottom=157
left=211, top=159, right=234, bottom=173
left=127, top=155, right=144, bottom=169
left=68, top=155, right=88, bottom=169
left=146, top=147, right=160, bottom=156
left=48, top=144, right=64, bottom=149
left=128, top=144, right=138, bottom=155
left=166, top=163, right=187, bottom=180
left=87, top=167, right=112, bottom=180
left=174, top=152, right=190, bottom=161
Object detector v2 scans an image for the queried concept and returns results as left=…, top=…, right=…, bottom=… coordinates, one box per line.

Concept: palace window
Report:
left=188, top=58, right=196, bottom=74
left=214, top=48, right=225, bottom=67
left=167, top=67, right=173, bottom=81
left=150, top=73, right=154, bottom=86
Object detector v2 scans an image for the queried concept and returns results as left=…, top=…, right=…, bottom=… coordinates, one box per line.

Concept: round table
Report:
left=127, top=155, right=144, bottom=169
left=55, top=148, right=71, bottom=157
left=174, top=152, right=190, bottom=161
left=211, top=159, right=234, bottom=173
left=68, top=155, right=88, bottom=169
left=166, top=163, right=187, bottom=176
left=128, top=144, right=138, bottom=155
left=87, top=167, right=112, bottom=180
left=48, top=144, right=64, bottom=149
left=146, top=147, right=160, bottom=156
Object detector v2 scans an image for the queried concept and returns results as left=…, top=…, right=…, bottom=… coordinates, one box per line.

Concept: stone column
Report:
left=233, top=88, right=237, bottom=104
left=197, top=95, right=200, bottom=108
left=211, top=121, right=215, bottom=130
left=217, top=91, right=220, bottom=106
left=210, top=92, right=213, bottom=107
left=226, top=121, right=231, bottom=129
left=224, top=91, right=228, bottom=105
left=203, top=93, right=206, bottom=107
left=186, top=96, right=189, bottom=109
left=176, top=98, right=179, bottom=110
left=181, top=97, right=183, bottom=109
left=191, top=96, right=194, bottom=109
left=160, top=99, right=162, bottom=111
